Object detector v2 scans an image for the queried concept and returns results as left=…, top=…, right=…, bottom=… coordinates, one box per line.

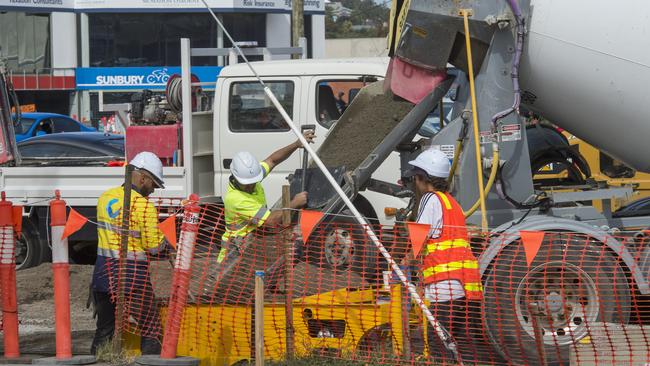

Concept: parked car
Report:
left=18, top=132, right=124, bottom=166
left=13, top=113, right=96, bottom=142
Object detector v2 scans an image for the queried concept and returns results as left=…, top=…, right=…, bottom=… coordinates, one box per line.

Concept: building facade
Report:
left=0, top=0, right=325, bottom=124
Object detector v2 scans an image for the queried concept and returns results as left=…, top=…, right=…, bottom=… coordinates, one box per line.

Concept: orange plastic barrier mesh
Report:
left=100, top=202, right=650, bottom=365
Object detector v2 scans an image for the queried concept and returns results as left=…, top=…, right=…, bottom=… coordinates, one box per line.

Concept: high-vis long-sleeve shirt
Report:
left=91, top=185, right=166, bottom=293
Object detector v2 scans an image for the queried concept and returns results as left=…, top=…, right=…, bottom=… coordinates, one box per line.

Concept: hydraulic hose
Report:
left=464, top=145, right=500, bottom=218
left=490, top=0, right=526, bottom=130
left=461, top=9, right=488, bottom=231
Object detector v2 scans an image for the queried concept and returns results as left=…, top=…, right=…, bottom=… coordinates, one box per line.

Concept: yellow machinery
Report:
left=532, top=132, right=650, bottom=213
left=124, top=285, right=421, bottom=365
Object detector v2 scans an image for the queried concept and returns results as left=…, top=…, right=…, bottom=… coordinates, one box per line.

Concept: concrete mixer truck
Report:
left=281, top=0, right=650, bottom=364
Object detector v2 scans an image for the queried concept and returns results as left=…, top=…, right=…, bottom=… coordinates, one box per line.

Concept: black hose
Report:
left=497, top=167, right=548, bottom=210
left=166, top=75, right=183, bottom=113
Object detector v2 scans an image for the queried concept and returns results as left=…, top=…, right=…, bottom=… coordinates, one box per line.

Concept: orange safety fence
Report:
left=90, top=200, right=650, bottom=365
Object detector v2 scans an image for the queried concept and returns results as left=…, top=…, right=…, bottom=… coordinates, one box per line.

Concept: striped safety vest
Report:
left=218, top=162, right=271, bottom=263
left=421, top=191, right=483, bottom=300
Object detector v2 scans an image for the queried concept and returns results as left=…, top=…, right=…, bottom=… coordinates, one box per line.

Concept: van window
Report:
left=229, top=81, right=294, bottom=132
left=316, top=80, right=367, bottom=129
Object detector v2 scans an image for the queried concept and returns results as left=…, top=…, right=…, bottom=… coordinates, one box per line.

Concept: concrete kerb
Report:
left=135, top=356, right=199, bottom=366
left=32, top=355, right=96, bottom=365
left=0, top=356, right=39, bottom=364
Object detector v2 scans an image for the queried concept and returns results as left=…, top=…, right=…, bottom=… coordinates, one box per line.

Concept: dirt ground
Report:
left=0, top=264, right=96, bottom=355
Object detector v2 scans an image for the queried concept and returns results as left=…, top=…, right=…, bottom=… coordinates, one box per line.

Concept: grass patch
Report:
left=94, top=342, right=137, bottom=366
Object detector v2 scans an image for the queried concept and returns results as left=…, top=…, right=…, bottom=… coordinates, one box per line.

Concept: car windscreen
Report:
left=13, top=118, right=35, bottom=135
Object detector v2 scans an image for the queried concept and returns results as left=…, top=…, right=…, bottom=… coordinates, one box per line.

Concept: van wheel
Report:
left=305, top=212, right=382, bottom=282
left=16, top=219, right=44, bottom=270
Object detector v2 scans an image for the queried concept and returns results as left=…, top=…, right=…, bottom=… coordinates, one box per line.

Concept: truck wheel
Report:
left=305, top=212, right=382, bottom=282
left=15, top=219, right=44, bottom=270
left=483, top=233, right=630, bottom=365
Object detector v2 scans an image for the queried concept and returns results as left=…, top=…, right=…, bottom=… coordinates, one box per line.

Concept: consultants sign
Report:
left=0, top=0, right=323, bottom=12
left=0, top=0, right=75, bottom=11
left=76, top=66, right=222, bottom=91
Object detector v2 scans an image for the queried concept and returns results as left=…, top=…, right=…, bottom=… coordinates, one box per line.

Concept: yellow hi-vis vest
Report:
left=96, top=186, right=166, bottom=261
left=219, top=162, right=271, bottom=262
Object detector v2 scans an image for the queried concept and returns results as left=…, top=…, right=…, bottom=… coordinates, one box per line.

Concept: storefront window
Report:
left=89, top=13, right=266, bottom=67
left=0, top=12, right=51, bottom=72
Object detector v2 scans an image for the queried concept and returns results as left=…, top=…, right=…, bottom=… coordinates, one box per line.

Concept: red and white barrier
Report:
left=50, top=191, right=72, bottom=359
left=0, top=191, right=19, bottom=358
left=160, top=194, right=201, bottom=359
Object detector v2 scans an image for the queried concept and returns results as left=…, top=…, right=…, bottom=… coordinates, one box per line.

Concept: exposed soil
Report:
left=0, top=264, right=96, bottom=355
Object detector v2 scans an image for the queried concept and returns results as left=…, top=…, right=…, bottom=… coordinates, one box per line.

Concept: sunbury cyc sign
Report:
left=75, top=67, right=222, bottom=91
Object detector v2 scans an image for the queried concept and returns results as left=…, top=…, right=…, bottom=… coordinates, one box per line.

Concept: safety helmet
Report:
left=130, top=151, right=165, bottom=188
left=407, top=148, right=451, bottom=178
left=231, top=151, right=264, bottom=185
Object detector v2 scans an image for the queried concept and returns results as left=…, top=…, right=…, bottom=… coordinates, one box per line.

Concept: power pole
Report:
left=291, top=0, right=304, bottom=59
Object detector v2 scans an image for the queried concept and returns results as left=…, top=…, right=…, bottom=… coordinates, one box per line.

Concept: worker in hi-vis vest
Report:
left=218, top=130, right=315, bottom=263
left=90, top=151, right=169, bottom=355
left=404, top=148, right=483, bottom=357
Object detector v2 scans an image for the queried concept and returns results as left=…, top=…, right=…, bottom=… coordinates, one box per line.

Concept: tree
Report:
left=325, top=0, right=389, bottom=39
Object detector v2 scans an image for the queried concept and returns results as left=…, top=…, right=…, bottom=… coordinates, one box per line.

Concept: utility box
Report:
left=125, top=124, right=182, bottom=166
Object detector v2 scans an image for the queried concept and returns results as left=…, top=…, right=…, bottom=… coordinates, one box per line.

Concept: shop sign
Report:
left=76, top=66, right=222, bottom=91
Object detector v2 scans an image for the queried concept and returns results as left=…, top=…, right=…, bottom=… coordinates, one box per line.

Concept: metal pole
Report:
left=113, top=164, right=134, bottom=353
left=291, top=0, right=304, bottom=60
left=281, top=186, right=294, bottom=360
left=461, top=9, right=488, bottom=232
left=197, top=2, right=462, bottom=361
left=254, top=271, right=265, bottom=366
left=180, top=39, right=194, bottom=193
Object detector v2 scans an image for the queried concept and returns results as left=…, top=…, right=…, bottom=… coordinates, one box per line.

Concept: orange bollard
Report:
left=33, top=191, right=95, bottom=365
left=137, top=194, right=200, bottom=366
left=0, top=191, right=19, bottom=359
left=50, top=190, right=73, bottom=360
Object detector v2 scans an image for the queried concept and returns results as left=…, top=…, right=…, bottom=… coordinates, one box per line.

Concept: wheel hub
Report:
left=544, top=292, right=563, bottom=313
left=515, top=262, right=599, bottom=345
left=324, top=228, right=354, bottom=267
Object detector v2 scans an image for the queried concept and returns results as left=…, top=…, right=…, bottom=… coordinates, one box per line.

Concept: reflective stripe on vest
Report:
left=464, top=282, right=484, bottom=293
left=222, top=206, right=269, bottom=241
left=97, top=221, right=142, bottom=238
left=97, top=247, right=147, bottom=261
left=425, top=239, right=470, bottom=254
left=422, top=260, right=479, bottom=278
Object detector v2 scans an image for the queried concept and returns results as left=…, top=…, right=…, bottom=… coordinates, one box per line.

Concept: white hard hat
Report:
left=407, top=148, right=451, bottom=178
left=130, top=151, right=165, bottom=188
left=231, top=151, right=264, bottom=185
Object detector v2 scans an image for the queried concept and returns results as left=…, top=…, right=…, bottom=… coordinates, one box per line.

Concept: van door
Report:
left=218, top=77, right=302, bottom=206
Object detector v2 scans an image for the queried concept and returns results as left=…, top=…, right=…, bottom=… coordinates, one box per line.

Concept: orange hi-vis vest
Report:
left=421, top=192, right=483, bottom=300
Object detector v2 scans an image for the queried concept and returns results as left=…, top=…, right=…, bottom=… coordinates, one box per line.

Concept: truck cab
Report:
left=198, top=57, right=406, bottom=222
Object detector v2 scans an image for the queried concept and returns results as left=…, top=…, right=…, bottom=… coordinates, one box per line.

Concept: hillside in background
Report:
left=326, top=0, right=389, bottom=39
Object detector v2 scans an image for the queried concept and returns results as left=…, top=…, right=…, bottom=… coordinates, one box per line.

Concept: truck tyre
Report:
left=483, top=233, right=630, bottom=365
left=16, top=218, right=44, bottom=270
left=305, top=211, right=382, bottom=283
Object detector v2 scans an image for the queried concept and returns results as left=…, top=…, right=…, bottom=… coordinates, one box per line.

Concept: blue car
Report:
left=13, top=113, right=96, bottom=142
